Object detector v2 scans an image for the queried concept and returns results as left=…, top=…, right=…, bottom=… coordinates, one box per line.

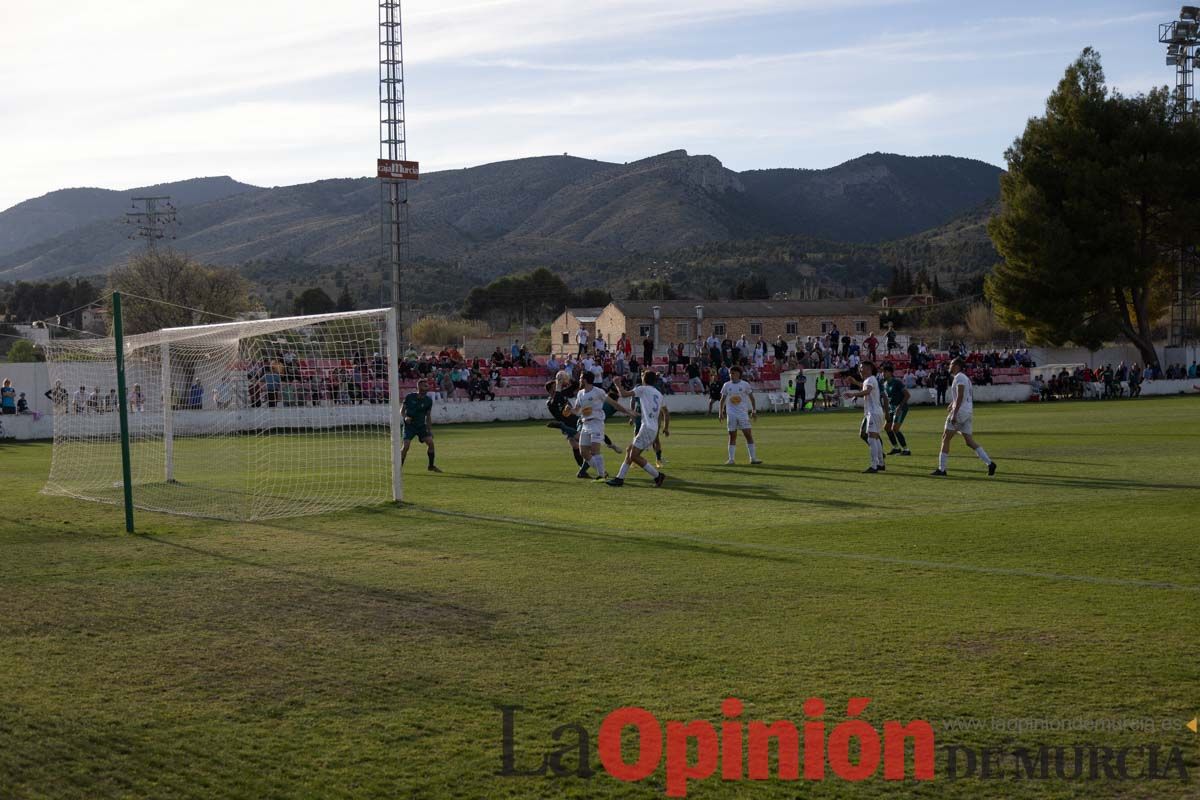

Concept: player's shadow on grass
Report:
left=988, top=471, right=1198, bottom=492
left=665, top=478, right=883, bottom=509
left=995, top=456, right=1114, bottom=467
left=435, top=471, right=568, bottom=487
left=409, top=506, right=801, bottom=565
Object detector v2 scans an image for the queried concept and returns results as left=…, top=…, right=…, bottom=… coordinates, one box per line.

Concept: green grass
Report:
left=2, top=397, right=1199, bottom=799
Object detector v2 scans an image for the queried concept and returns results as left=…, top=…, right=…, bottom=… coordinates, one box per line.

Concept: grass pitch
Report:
left=2, top=397, right=1198, bottom=799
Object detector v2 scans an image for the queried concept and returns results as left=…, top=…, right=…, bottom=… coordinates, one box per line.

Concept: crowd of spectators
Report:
left=1032, top=361, right=1197, bottom=401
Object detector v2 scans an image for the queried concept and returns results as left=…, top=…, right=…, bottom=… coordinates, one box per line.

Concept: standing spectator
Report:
left=594, top=334, right=607, bottom=358
left=840, top=332, right=852, bottom=359
left=667, top=343, right=679, bottom=375
left=865, top=331, right=879, bottom=361
left=907, top=339, right=920, bottom=367
left=216, top=378, right=234, bottom=409
left=886, top=326, right=898, bottom=353
left=576, top=324, right=589, bottom=355
left=0, top=379, right=15, bottom=415
left=45, top=380, right=68, bottom=413
left=73, top=385, right=87, bottom=414
left=686, top=360, right=703, bottom=392
left=188, top=380, right=203, bottom=410
left=934, top=367, right=950, bottom=405
left=792, top=370, right=807, bottom=411
left=510, top=339, right=521, bottom=364
left=643, top=334, right=654, bottom=366
left=773, top=336, right=788, bottom=362
left=130, top=383, right=145, bottom=413
left=16, top=393, right=29, bottom=414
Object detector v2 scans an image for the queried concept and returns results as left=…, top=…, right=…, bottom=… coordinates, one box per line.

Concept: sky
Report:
left=0, top=1, right=1184, bottom=212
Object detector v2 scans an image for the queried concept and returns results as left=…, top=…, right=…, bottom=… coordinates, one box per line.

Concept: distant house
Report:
left=81, top=306, right=109, bottom=334
left=553, top=299, right=880, bottom=356
left=881, top=294, right=935, bottom=310
left=549, top=307, right=605, bottom=354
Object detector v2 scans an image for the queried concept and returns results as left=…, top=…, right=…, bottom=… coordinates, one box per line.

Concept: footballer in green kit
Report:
left=880, top=363, right=911, bottom=455
left=402, top=379, right=441, bottom=472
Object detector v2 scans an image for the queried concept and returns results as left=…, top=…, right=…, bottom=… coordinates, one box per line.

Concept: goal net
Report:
left=42, top=308, right=402, bottom=521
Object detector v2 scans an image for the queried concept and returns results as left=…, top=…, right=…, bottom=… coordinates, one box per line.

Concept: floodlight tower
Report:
left=1159, top=6, right=1200, bottom=349
left=378, top=0, right=419, bottom=338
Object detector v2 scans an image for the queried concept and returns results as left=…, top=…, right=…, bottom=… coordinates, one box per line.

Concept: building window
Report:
left=749, top=322, right=763, bottom=336
left=675, top=321, right=691, bottom=340
left=712, top=323, right=726, bottom=337
left=820, top=321, right=832, bottom=334
left=854, top=320, right=867, bottom=333
left=561, top=332, right=570, bottom=345
left=638, top=324, right=652, bottom=338
left=785, top=322, right=798, bottom=335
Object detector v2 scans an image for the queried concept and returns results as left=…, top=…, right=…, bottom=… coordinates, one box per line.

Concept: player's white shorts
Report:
left=579, top=421, right=606, bottom=447
left=944, top=414, right=973, bottom=435
left=863, top=412, right=882, bottom=434
left=633, top=425, right=659, bottom=451
left=726, top=413, right=752, bottom=432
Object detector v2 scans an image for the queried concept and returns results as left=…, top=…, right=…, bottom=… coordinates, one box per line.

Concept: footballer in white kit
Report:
left=843, top=361, right=887, bottom=473
left=932, top=357, right=996, bottom=477
left=606, top=371, right=669, bottom=487
left=718, top=366, right=762, bottom=464
left=573, top=371, right=631, bottom=480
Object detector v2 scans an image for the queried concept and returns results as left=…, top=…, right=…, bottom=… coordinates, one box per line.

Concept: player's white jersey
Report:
left=632, top=385, right=664, bottom=432
left=862, top=375, right=884, bottom=418
left=951, top=372, right=974, bottom=417
left=721, top=380, right=754, bottom=416
left=573, top=386, right=609, bottom=425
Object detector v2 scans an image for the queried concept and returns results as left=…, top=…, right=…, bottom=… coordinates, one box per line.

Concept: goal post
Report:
left=43, top=308, right=403, bottom=522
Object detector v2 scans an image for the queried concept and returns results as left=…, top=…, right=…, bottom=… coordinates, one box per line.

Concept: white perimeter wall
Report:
left=4, top=359, right=1196, bottom=441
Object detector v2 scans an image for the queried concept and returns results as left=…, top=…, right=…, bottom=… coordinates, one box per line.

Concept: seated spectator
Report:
left=468, top=371, right=495, bottom=401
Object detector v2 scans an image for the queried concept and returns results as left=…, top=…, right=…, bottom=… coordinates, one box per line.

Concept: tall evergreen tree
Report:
left=986, top=48, right=1200, bottom=365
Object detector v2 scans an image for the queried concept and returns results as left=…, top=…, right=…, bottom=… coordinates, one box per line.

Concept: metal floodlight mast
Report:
left=379, top=0, right=418, bottom=341
left=1160, top=6, right=1200, bottom=348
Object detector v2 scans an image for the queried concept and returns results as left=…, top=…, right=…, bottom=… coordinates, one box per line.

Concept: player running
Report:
left=607, top=371, right=668, bottom=487
left=719, top=365, right=762, bottom=465
left=879, top=363, right=912, bottom=456
left=628, top=378, right=669, bottom=467
left=843, top=361, right=886, bottom=473
left=573, top=372, right=632, bottom=481
left=931, top=357, right=996, bottom=477
left=401, top=378, right=441, bottom=472
left=546, top=375, right=590, bottom=475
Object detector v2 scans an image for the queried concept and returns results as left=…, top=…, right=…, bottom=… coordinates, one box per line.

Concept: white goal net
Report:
left=42, top=308, right=402, bottom=521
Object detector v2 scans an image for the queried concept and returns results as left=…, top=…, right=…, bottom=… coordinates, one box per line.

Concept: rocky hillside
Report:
left=0, top=176, right=257, bottom=259
left=0, top=151, right=1002, bottom=284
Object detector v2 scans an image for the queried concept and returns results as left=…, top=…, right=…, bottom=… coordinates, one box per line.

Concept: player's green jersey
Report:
left=882, top=377, right=908, bottom=407
left=403, top=392, right=433, bottom=424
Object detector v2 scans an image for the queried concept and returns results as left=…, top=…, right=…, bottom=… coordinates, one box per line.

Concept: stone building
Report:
left=553, top=300, right=880, bottom=356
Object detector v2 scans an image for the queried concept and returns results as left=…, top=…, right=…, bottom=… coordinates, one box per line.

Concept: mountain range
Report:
left=0, top=151, right=1003, bottom=296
